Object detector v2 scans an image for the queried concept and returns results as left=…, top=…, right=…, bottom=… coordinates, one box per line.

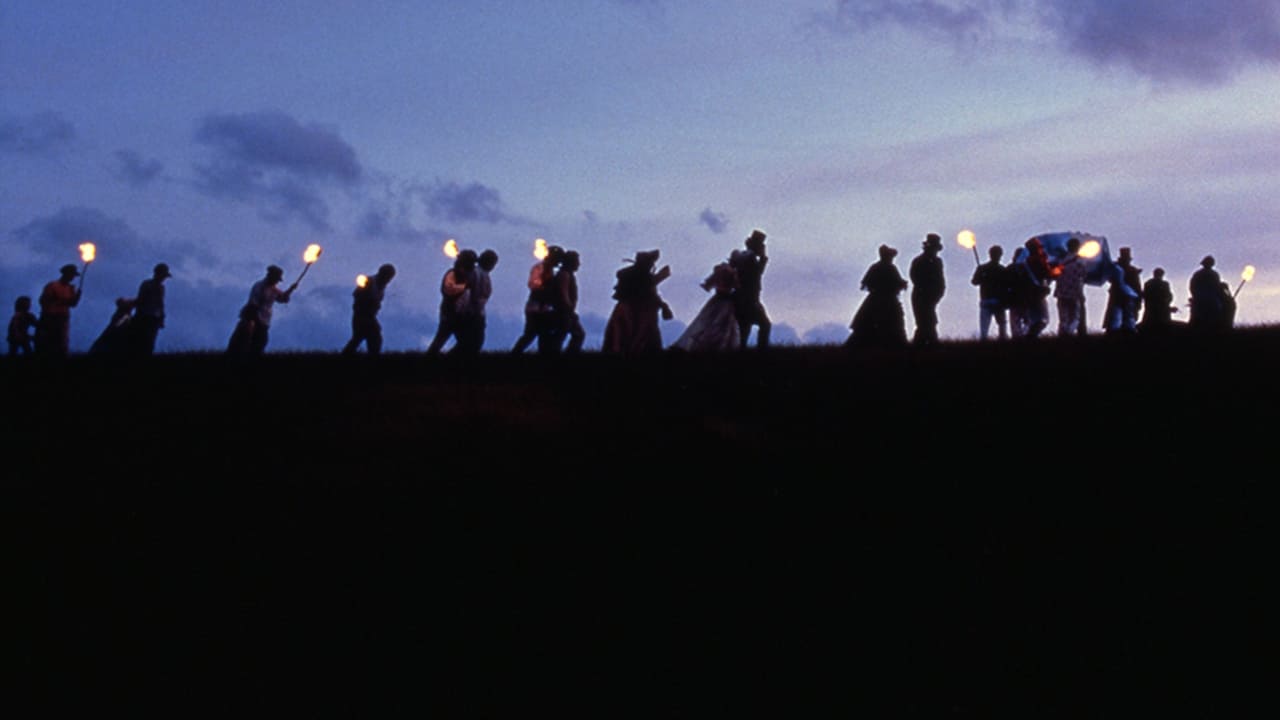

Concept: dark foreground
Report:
left=8, top=328, right=1277, bottom=715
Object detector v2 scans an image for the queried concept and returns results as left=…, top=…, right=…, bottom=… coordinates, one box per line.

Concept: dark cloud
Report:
left=825, top=0, right=1280, bottom=84
left=195, top=111, right=361, bottom=183
left=425, top=181, right=510, bottom=224
left=11, top=206, right=143, bottom=263
left=1037, top=0, right=1280, bottom=84
left=0, top=111, right=75, bottom=155
left=112, top=149, right=165, bottom=188
left=699, top=207, right=730, bottom=234
left=193, top=111, right=362, bottom=232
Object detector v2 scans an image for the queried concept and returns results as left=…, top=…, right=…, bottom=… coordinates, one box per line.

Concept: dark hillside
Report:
left=8, top=328, right=1277, bottom=714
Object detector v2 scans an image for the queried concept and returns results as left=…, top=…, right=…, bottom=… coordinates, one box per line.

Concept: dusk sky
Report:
left=4, top=0, right=1278, bottom=353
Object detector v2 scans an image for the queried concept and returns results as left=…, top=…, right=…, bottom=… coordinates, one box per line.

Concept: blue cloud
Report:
left=699, top=207, right=730, bottom=234
left=0, top=111, right=75, bottom=155
left=824, top=0, right=1280, bottom=84
left=193, top=111, right=363, bottom=231
left=113, top=149, right=165, bottom=188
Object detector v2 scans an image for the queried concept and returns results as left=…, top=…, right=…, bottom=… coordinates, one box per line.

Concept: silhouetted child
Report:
left=8, top=296, right=38, bottom=355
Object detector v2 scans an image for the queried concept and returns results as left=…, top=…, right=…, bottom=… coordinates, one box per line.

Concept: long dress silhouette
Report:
left=670, top=260, right=740, bottom=352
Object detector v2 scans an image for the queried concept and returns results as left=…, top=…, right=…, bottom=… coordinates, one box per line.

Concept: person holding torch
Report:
left=35, top=263, right=83, bottom=357
left=227, top=265, right=297, bottom=355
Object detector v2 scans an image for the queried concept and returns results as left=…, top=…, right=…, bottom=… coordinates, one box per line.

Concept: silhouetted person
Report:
left=8, top=296, right=38, bottom=355
left=971, top=245, right=1009, bottom=341
left=427, top=250, right=477, bottom=355
left=551, top=250, right=586, bottom=354
left=131, top=263, right=171, bottom=355
left=1104, top=246, right=1142, bottom=334
left=730, top=229, right=770, bottom=349
left=89, top=297, right=137, bottom=355
left=1053, top=238, right=1088, bottom=337
left=909, top=233, right=945, bottom=345
left=1139, top=267, right=1177, bottom=334
left=227, top=265, right=296, bottom=355
left=602, top=249, right=672, bottom=355
left=1012, top=238, right=1052, bottom=338
left=35, top=264, right=82, bottom=357
left=454, top=249, right=498, bottom=355
left=670, top=256, right=740, bottom=352
left=343, top=263, right=396, bottom=355
left=847, top=244, right=908, bottom=350
left=512, top=245, right=564, bottom=354
left=1189, top=255, right=1224, bottom=332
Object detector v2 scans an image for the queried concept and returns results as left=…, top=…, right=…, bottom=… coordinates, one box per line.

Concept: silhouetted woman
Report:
left=670, top=256, right=740, bottom=352
left=603, top=249, right=672, bottom=355
left=847, top=244, right=908, bottom=350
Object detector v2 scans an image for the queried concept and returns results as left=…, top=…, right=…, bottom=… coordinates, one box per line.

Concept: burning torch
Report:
left=533, top=238, right=549, bottom=261
left=77, top=241, right=97, bottom=293
left=1234, top=265, right=1256, bottom=299
left=443, top=238, right=459, bottom=259
left=356, top=274, right=368, bottom=289
left=1077, top=239, right=1102, bottom=259
left=293, top=244, right=323, bottom=288
left=957, top=230, right=979, bottom=266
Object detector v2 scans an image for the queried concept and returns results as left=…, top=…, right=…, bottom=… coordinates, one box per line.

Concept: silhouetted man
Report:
left=427, top=250, right=476, bottom=355
left=730, top=229, right=770, bottom=349
left=227, top=265, right=296, bottom=355
left=971, top=245, right=1008, bottom=341
left=132, top=263, right=171, bottom=355
left=1189, top=255, right=1224, bottom=332
left=909, top=233, right=945, bottom=345
left=343, top=263, right=396, bottom=355
left=454, top=249, right=498, bottom=355
left=1139, top=267, right=1177, bottom=334
left=35, top=264, right=82, bottom=357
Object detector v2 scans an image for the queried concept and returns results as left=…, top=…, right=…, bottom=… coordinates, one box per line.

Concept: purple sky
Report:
left=3, top=0, right=1278, bottom=352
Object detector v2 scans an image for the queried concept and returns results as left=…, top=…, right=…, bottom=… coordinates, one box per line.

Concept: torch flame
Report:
left=443, top=239, right=459, bottom=259
left=303, top=244, right=323, bottom=264
left=1242, top=265, right=1256, bottom=283
left=79, top=242, right=96, bottom=263
left=1078, top=240, right=1101, bottom=259
left=356, top=274, right=368, bottom=288
left=956, top=230, right=976, bottom=250
left=533, top=238, right=548, bottom=261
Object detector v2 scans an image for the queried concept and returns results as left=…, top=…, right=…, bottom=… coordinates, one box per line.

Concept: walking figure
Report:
left=909, top=233, right=945, bottom=346
left=35, top=264, right=82, bottom=357
left=8, top=296, right=38, bottom=356
left=343, top=263, right=396, bottom=355
left=847, top=244, right=908, bottom=350
left=729, top=229, right=770, bottom=349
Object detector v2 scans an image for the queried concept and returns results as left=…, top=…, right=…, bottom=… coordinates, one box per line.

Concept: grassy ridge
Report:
left=9, top=328, right=1277, bottom=713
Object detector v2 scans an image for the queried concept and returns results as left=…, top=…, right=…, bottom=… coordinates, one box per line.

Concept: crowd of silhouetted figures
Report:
left=5, top=230, right=1246, bottom=359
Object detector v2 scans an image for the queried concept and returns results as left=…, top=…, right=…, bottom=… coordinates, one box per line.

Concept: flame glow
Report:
left=444, top=239, right=459, bottom=258
left=1078, top=240, right=1101, bottom=259
left=1242, top=265, right=1256, bottom=283
left=533, top=238, right=548, bottom=261
left=956, top=230, right=976, bottom=250
left=356, top=274, right=368, bottom=288
left=303, top=244, right=323, bottom=264
left=79, top=242, right=96, bottom=263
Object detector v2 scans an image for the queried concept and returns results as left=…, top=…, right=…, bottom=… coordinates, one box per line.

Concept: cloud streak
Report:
left=0, top=111, right=75, bottom=155
left=824, top=0, right=1280, bottom=84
